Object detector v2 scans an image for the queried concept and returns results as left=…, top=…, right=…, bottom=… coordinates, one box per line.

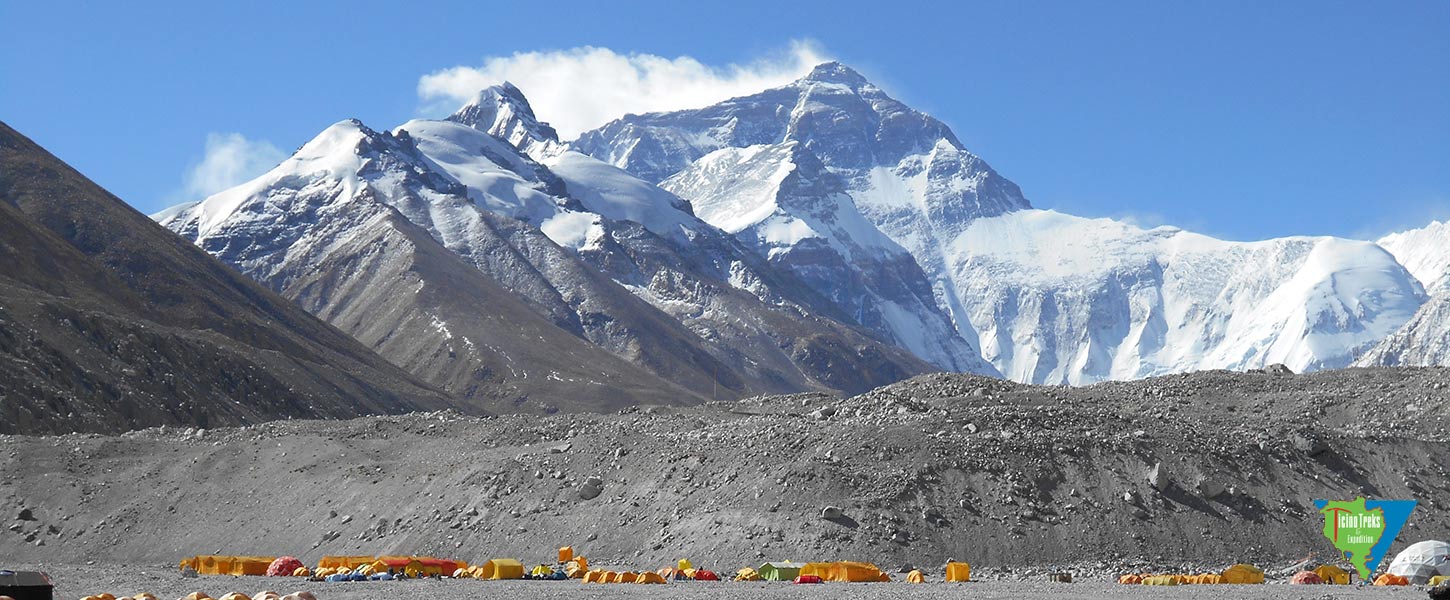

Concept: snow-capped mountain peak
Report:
left=797, top=61, right=873, bottom=88
left=449, top=82, right=562, bottom=158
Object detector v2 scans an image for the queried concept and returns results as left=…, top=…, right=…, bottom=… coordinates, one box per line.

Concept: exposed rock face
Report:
left=0, top=120, right=452, bottom=434
left=1358, top=221, right=1450, bottom=368
left=1357, top=292, right=1450, bottom=368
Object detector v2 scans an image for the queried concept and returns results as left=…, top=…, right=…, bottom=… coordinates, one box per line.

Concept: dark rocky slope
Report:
left=0, top=121, right=453, bottom=434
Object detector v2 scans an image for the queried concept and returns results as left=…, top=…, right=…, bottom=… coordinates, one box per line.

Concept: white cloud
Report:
left=179, top=132, right=286, bottom=200
left=417, top=40, right=829, bottom=140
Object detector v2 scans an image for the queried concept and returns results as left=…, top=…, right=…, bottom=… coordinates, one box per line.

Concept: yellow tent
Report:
left=1314, top=565, right=1349, bottom=585
left=566, top=560, right=589, bottom=579
left=558, top=547, right=573, bottom=563
left=735, top=567, right=762, bottom=581
left=1142, top=575, right=1178, bottom=586
left=677, top=559, right=693, bottom=570
left=1220, top=564, right=1264, bottom=584
left=906, top=570, right=924, bottom=583
left=478, top=558, right=524, bottom=580
left=946, top=561, right=971, bottom=582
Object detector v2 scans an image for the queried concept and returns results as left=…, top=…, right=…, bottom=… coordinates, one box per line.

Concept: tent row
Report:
left=79, top=591, right=316, bottom=600
left=179, top=551, right=972, bottom=585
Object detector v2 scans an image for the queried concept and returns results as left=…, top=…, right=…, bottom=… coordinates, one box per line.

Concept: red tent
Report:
left=1290, top=571, right=1323, bottom=585
left=693, top=570, right=719, bottom=581
left=794, top=574, right=823, bottom=584
left=265, top=557, right=304, bottom=577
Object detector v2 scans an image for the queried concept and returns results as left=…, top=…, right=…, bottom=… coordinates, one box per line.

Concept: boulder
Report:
left=579, top=476, right=605, bottom=500
left=1147, top=462, right=1169, bottom=491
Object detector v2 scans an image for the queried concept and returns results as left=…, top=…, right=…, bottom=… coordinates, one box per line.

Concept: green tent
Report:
left=759, top=562, right=803, bottom=581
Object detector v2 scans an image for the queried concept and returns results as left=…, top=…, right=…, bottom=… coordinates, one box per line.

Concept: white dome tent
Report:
left=1387, top=540, right=1450, bottom=584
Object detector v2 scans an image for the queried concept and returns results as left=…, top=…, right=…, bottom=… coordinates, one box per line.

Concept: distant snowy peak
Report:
left=449, top=82, right=563, bottom=159
left=572, top=61, right=1029, bottom=221
left=1379, top=220, right=1450, bottom=292
left=162, top=119, right=433, bottom=242
left=572, top=61, right=968, bottom=180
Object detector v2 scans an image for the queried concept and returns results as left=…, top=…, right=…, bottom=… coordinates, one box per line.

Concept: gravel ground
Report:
left=8, top=563, right=1435, bottom=600
left=3, top=368, right=1447, bottom=587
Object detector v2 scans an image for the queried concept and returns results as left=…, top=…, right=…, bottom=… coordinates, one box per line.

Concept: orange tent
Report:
left=827, top=562, right=887, bottom=582
left=181, top=556, right=276, bottom=576
left=945, top=561, right=971, bottom=582
left=1374, top=573, right=1409, bottom=586
left=798, top=563, right=833, bottom=579
left=635, top=572, right=666, bottom=584
left=906, top=570, right=924, bottom=584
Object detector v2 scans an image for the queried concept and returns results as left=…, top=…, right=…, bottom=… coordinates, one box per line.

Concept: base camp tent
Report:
left=1388, top=540, right=1450, bottom=584
left=946, top=561, right=971, bottom=582
left=316, top=557, right=375, bottom=571
left=798, top=563, right=834, bottom=580
left=1220, top=564, right=1265, bottom=584
left=827, top=562, right=888, bottom=582
left=735, top=568, right=762, bottom=581
left=477, top=559, right=524, bottom=580
left=1314, top=564, right=1350, bottom=585
left=265, top=558, right=304, bottom=577
left=758, top=562, right=802, bottom=581
left=180, top=556, right=276, bottom=576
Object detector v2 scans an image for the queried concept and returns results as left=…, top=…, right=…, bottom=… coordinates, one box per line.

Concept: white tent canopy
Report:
left=1387, top=540, right=1450, bottom=584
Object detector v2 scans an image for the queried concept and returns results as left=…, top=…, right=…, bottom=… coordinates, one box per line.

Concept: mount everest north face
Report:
left=156, top=61, right=1444, bottom=406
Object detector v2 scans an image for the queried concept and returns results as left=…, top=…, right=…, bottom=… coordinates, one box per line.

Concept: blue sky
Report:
left=2, top=1, right=1445, bottom=240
